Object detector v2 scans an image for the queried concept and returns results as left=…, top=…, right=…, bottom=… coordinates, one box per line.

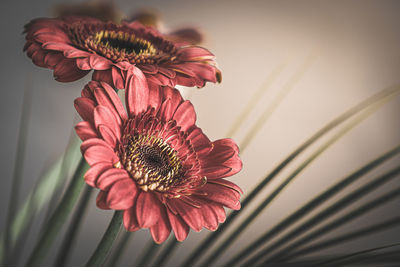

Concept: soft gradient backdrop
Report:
left=1, top=0, right=399, bottom=266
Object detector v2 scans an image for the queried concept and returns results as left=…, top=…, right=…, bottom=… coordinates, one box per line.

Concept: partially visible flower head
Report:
left=74, top=73, right=241, bottom=243
left=53, top=1, right=123, bottom=23
left=129, top=9, right=204, bottom=45
left=24, top=16, right=221, bottom=89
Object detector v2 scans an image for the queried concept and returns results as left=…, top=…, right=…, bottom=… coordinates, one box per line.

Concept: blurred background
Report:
left=0, top=0, right=399, bottom=266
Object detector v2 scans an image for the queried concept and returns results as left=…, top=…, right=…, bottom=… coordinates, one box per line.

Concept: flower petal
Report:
left=126, top=67, right=149, bottom=116
left=97, top=168, right=130, bottom=190
left=166, top=209, right=189, bottom=241
left=74, top=97, right=96, bottom=125
left=199, top=183, right=241, bottom=210
left=54, top=58, right=89, bottom=82
left=173, top=101, right=196, bottom=132
left=106, top=179, right=138, bottom=209
left=170, top=199, right=203, bottom=232
left=150, top=209, right=171, bottom=244
left=98, top=124, right=118, bottom=147
left=124, top=206, right=140, bottom=231
left=75, top=121, right=98, bottom=141
left=83, top=144, right=118, bottom=166
left=135, top=192, right=163, bottom=228
left=94, top=105, right=121, bottom=139
left=84, top=162, right=113, bottom=187
left=96, top=191, right=110, bottom=210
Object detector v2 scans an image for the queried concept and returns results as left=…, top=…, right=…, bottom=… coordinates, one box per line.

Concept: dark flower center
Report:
left=68, top=23, right=177, bottom=64
left=120, top=133, right=182, bottom=192
left=93, top=30, right=157, bottom=57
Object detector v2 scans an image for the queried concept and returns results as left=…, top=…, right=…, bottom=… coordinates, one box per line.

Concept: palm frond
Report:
left=222, top=144, right=400, bottom=266
left=251, top=168, right=400, bottom=266
left=196, top=87, right=398, bottom=267
left=174, top=84, right=400, bottom=267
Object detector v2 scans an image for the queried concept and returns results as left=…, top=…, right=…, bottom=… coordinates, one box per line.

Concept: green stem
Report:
left=106, top=231, right=134, bottom=267
left=26, top=157, right=88, bottom=267
left=54, top=186, right=93, bottom=267
left=85, top=211, right=123, bottom=267
left=134, top=240, right=160, bottom=267
left=151, top=239, right=179, bottom=267
left=315, top=243, right=400, bottom=267
left=283, top=216, right=400, bottom=261
left=255, top=184, right=400, bottom=266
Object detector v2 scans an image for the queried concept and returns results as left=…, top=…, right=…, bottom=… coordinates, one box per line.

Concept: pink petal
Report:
left=74, top=97, right=96, bottom=125
left=92, top=70, right=113, bottom=86
left=96, top=191, right=110, bottom=210
left=140, top=64, right=158, bottom=74
left=126, top=67, right=149, bottom=116
left=124, top=206, right=140, bottom=231
left=42, top=42, right=77, bottom=52
left=166, top=209, right=189, bottom=241
left=179, top=62, right=218, bottom=83
left=159, top=87, right=183, bottom=121
left=93, top=88, right=122, bottom=124
left=84, top=145, right=119, bottom=166
left=98, top=125, right=118, bottom=147
left=94, top=106, right=121, bottom=139
left=209, top=179, right=243, bottom=194
left=170, top=200, right=203, bottom=232
left=150, top=209, right=171, bottom=244
left=186, top=126, right=211, bottom=151
left=199, top=204, right=219, bottom=231
left=44, top=52, right=64, bottom=68
left=148, top=83, right=162, bottom=111
left=81, top=138, right=112, bottom=154
left=31, top=50, right=47, bottom=68
left=84, top=162, right=113, bottom=187
left=54, top=58, right=89, bottom=82
left=64, top=49, right=91, bottom=58
left=99, top=82, right=128, bottom=121
left=89, top=55, right=112, bottom=70
left=177, top=46, right=215, bottom=61
left=112, top=67, right=125, bottom=89
left=76, top=57, right=91, bottom=70
left=199, top=183, right=241, bottom=210
left=135, top=192, right=163, bottom=228
left=200, top=166, right=233, bottom=180
left=174, top=73, right=199, bottom=87
left=75, top=121, right=98, bottom=141
left=173, top=101, right=196, bottom=132
left=97, top=168, right=130, bottom=190
left=106, top=179, right=138, bottom=210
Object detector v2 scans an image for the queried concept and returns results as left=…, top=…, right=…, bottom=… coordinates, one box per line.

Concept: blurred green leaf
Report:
left=223, top=144, right=400, bottom=267
left=254, top=168, right=400, bottom=266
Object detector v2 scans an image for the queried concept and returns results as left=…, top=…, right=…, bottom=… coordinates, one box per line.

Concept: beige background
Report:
left=0, top=0, right=399, bottom=266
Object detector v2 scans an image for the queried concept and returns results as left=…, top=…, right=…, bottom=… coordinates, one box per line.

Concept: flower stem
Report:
left=106, top=231, right=134, bottom=267
left=26, top=157, right=88, bottom=267
left=85, top=211, right=123, bottom=267
left=134, top=240, right=160, bottom=267
left=54, top=185, right=93, bottom=267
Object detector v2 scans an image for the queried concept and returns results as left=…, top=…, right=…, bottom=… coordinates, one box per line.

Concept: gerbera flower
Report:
left=24, top=16, right=221, bottom=89
left=74, top=75, right=242, bottom=243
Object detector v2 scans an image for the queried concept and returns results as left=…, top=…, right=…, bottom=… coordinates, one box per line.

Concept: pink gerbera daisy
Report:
left=24, top=16, right=221, bottom=89
left=74, top=73, right=242, bottom=243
